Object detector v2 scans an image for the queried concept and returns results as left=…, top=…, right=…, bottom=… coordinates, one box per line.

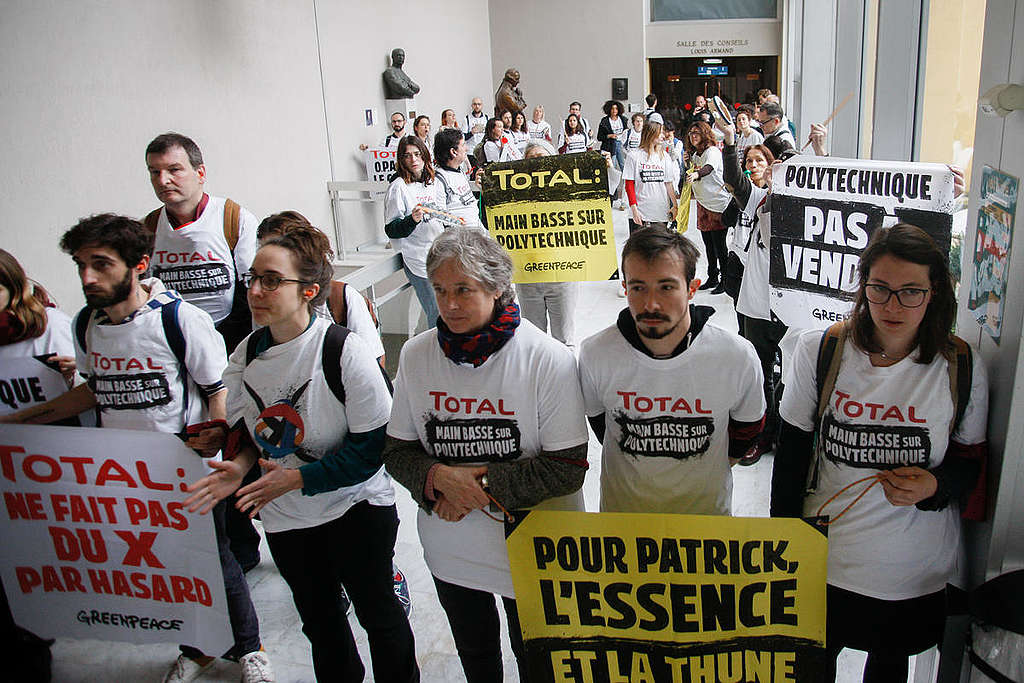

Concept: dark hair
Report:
left=145, top=132, right=203, bottom=169
left=0, top=249, right=49, bottom=342
left=511, top=110, right=528, bottom=133
left=757, top=88, right=772, bottom=102
left=60, top=213, right=152, bottom=269
left=684, top=122, right=715, bottom=155
left=848, top=223, right=956, bottom=363
left=564, top=113, right=582, bottom=136
left=737, top=104, right=756, bottom=118
left=763, top=135, right=794, bottom=160
left=663, top=120, right=675, bottom=132
left=645, top=94, right=657, bottom=107
left=396, top=136, right=435, bottom=185
left=603, top=100, right=624, bottom=116
left=570, top=101, right=582, bottom=109
left=414, top=114, right=430, bottom=132
left=760, top=102, right=784, bottom=121
left=742, top=144, right=775, bottom=166
left=257, top=210, right=316, bottom=242
left=485, top=117, right=503, bottom=142
left=433, top=128, right=464, bottom=166
left=621, top=228, right=700, bottom=284
left=259, top=224, right=334, bottom=309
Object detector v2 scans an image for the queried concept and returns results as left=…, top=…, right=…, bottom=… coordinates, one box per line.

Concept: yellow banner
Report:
left=482, top=151, right=619, bottom=284
left=506, top=510, right=827, bottom=682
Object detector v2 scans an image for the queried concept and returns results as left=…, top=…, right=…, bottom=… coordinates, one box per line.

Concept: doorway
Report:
left=649, top=55, right=779, bottom=127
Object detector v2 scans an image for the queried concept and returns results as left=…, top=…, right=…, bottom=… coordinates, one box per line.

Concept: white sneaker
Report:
left=163, top=654, right=214, bottom=683
left=239, top=650, right=275, bottom=683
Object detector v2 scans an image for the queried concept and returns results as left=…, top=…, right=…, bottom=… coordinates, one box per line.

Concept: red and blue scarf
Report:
left=437, top=302, right=521, bottom=367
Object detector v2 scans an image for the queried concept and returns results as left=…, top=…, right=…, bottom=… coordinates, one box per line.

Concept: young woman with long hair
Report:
left=772, top=224, right=988, bottom=682
left=684, top=121, right=732, bottom=295
left=622, top=120, right=678, bottom=233
left=558, top=113, right=588, bottom=154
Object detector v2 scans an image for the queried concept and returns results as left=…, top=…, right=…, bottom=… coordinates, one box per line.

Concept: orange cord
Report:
left=481, top=491, right=515, bottom=524
left=815, top=474, right=885, bottom=526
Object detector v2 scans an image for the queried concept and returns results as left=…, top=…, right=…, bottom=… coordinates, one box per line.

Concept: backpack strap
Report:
left=143, top=208, right=161, bottom=238
left=222, top=199, right=241, bottom=253
left=816, top=321, right=848, bottom=422
left=244, top=328, right=266, bottom=366
left=322, top=324, right=351, bottom=405
left=74, top=306, right=93, bottom=357
left=159, top=298, right=190, bottom=415
left=328, top=281, right=349, bottom=327
left=949, top=336, right=973, bottom=436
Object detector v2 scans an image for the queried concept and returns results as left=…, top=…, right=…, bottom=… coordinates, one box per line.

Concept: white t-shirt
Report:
left=73, top=279, right=226, bottom=433
left=464, top=112, right=488, bottom=148
left=735, top=128, right=765, bottom=161
left=622, top=128, right=642, bottom=151
left=728, top=207, right=758, bottom=268
left=434, top=165, right=483, bottom=228
left=608, top=117, right=625, bottom=135
left=735, top=185, right=772, bottom=320
left=781, top=331, right=988, bottom=600
left=558, top=131, right=589, bottom=154
left=623, top=148, right=679, bottom=222
left=0, top=308, right=75, bottom=415
left=527, top=120, right=552, bottom=141
left=150, top=195, right=258, bottom=325
left=388, top=321, right=589, bottom=597
left=580, top=318, right=765, bottom=515
left=690, top=146, right=732, bottom=212
left=225, top=317, right=394, bottom=533
left=384, top=177, right=447, bottom=278
left=312, top=283, right=386, bottom=359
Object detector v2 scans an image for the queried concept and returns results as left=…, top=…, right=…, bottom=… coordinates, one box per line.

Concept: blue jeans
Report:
left=404, top=264, right=439, bottom=329
left=180, top=500, right=261, bottom=660
left=613, top=139, right=625, bottom=171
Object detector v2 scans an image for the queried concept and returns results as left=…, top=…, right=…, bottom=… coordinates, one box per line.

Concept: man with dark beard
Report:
left=1, top=214, right=274, bottom=683
left=578, top=228, right=765, bottom=514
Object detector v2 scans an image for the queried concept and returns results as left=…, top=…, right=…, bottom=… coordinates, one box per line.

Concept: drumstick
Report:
left=801, top=92, right=854, bottom=150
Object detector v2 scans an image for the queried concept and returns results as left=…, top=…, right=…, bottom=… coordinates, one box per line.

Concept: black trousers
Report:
left=744, top=313, right=788, bottom=447
left=700, top=229, right=729, bottom=283
left=266, top=502, right=418, bottom=683
left=433, top=576, right=528, bottom=683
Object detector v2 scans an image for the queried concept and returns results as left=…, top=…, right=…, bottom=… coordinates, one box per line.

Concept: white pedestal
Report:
left=384, top=97, right=417, bottom=120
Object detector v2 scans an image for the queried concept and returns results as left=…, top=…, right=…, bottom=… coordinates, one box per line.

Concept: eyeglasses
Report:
left=243, top=272, right=310, bottom=291
left=864, top=284, right=930, bottom=308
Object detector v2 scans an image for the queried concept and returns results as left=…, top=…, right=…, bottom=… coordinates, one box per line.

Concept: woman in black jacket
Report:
left=597, top=99, right=626, bottom=170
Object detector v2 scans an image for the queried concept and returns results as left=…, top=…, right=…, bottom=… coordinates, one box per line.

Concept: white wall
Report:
left=0, top=0, right=492, bottom=311
left=488, top=0, right=646, bottom=131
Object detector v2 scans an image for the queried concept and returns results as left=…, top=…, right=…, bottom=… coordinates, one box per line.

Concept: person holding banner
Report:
left=383, top=228, right=589, bottom=683
left=724, top=144, right=774, bottom=337
left=580, top=227, right=765, bottom=515
left=434, top=128, right=484, bottom=229
left=509, top=110, right=531, bottom=155
left=2, top=215, right=273, bottom=683
left=482, top=117, right=520, bottom=163
left=623, top=120, right=679, bottom=233
left=526, top=104, right=552, bottom=143
left=771, top=224, right=988, bottom=682
left=384, top=135, right=448, bottom=328
left=557, top=113, right=589, bottom=154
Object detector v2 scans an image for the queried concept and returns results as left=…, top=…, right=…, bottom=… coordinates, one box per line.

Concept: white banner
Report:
left=769, top=157, right=955, bottom=330
left=0, top=424, right=232, bottom=653
left=364, top=147, right=397, bottom=199
left=0, top=356, right=69, bottom=416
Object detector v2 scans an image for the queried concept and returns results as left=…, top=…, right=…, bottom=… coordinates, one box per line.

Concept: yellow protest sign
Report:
left=481, top=151, right=619, bottom=284
left=506, top=510, right=827, bottom=682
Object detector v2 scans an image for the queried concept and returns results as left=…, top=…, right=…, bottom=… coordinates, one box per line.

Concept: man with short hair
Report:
left=567, top=101, right=592, bottom=139
left=433, top=128, right=483, bottom=228
left=579, top=228, right=765, bottom=514
left=463, top=97, right=488, bottom=148
left=145, top=132, right=262, bottom=572
left=3, top=214, right=273, bottom=683
left=757, top=101, right=796, bottom=148
left=643, top=93, right=663, bottom=124
left=360, top=111, right=407, bottom=151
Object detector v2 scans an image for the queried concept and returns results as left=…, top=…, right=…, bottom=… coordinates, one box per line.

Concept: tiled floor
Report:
left=49, top=205, right=903, bottom=681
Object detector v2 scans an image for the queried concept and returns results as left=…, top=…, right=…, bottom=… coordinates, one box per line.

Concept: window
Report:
left=650, top=0, right=777, bottom=22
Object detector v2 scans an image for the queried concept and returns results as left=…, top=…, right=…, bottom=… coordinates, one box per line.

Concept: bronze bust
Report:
left=383, top=48, right=420, bottom=99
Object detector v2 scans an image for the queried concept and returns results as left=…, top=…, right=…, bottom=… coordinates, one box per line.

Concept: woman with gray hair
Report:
left=383, top=227, right=589, bottom=683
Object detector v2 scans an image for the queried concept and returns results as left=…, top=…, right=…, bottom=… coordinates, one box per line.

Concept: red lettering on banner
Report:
left=833, top=391, right=926, bottom=423
left=48, top=526, right=109, bottom=563
left=0, top=450, right=176, bottom=492
left=153, top=250, right=222, bottom=264
left=89, top=352, right=163, bottom=372
left=3, top=492, right=47, bottom=520
left=19, top=565, right=213, bottom=605
left=125, top=498, right=188, bottom=530
left=95, top=460, right=137, bottom=488
left=114, top=529, right=164, bottom=568
left=428, top=390, right=515, bottom=415
left=135, top=462, right=173, bottom=491
left=50, top=494, right=118, bottom=523
left=0, top=444, right=25, bottom=481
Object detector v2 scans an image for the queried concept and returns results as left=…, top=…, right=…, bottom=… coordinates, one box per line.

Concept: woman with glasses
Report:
left=188, top=223, right=418, bottom=682
left=771, top=224, right=988, bottom=682
left=383, top=228, right=588, bottom=683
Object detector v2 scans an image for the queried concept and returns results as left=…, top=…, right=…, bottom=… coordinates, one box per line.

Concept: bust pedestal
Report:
left=385, top=98, right=417, bottom=122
